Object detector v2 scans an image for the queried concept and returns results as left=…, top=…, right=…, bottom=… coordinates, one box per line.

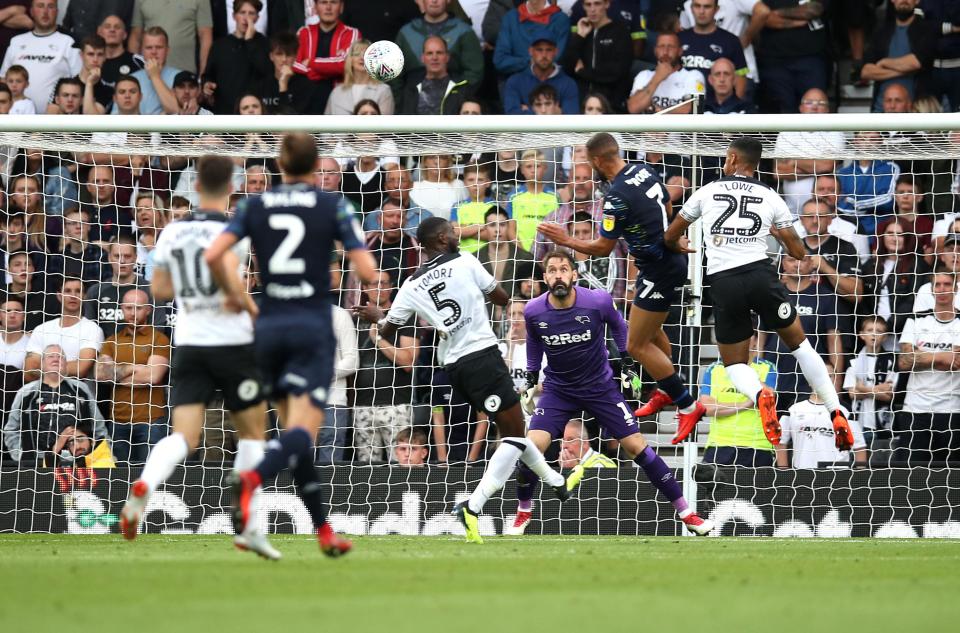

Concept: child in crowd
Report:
left=451, top=161, right=495, bottom=254
left=5, top=66, right=35, bottom=114
left=844, top=316, right=897, bottom=447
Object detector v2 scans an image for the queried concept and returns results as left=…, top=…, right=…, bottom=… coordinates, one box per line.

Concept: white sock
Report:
left=725, top=363, right=765, bottom=404
left=235, top=439, right=266, bottom=533
left=139, top=433, right=189, bottom=491
left=468, top=440, right=524, bottom=514
left=791, top=339, right=841, bottom=411
left=518, top=437, right=564, bottom=488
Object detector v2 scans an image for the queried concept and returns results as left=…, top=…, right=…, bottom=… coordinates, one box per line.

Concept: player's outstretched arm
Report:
left=537, top=222, right=617, bottom=257
left=770, top=225, right=807, bottom=261
left=663, top=215, right=696, bottom=253
left=486, top=284, right=510, bottom=307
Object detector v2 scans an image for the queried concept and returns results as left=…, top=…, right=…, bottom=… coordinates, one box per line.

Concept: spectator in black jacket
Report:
left=342, top=0, right=420, bottom=44
left=45, top=208, right=110, bottom=286
left=3, top=344, right=108, bottom=467
left=866, top=220, right=931, bottom=337
left=202, top=0, right=272, bottom=115
left=400, top=35, right=470, bottom=115
left=862, top=0, right=939, bottom=111
left=560, top=0, right=633, bottom=111
left=921, top=0, right=960, bottom=112
left=704, top=57, right=754, bottom=114
left=256, top=31, right=314, bottom=114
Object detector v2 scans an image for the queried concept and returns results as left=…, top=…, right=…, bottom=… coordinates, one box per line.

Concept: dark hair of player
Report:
left=729, top=137, right=763, bottom=169
left=416, top=216, right=450, bottom=248
left=586, top=132, right=620, bottom=160
left=279, top=132, right=318, bottom=177
left=196, top=154, right=236, bottom=197
left=542, top=249, right=576, bottom=270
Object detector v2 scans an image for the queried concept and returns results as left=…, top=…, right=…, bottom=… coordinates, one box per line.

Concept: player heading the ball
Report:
left=664, top=136, right=855, bottom=451
left=538, top=133, right=706, bottom=444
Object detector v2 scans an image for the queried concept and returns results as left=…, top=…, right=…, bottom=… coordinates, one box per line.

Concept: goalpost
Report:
left=0, top=113, right=958, bottom=538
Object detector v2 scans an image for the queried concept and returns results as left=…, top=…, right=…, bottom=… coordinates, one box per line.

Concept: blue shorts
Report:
left=254, top=311, right=334, bottom=407
left=530, top=384, right=639, bottom=440
left=632, top=261, right=686, bottom=312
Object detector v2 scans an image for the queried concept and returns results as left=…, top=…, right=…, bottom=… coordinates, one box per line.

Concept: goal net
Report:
left=0, top=113, right=958, bottom=538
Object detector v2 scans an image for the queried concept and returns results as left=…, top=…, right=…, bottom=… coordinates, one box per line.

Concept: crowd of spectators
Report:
left=0, top=0, right=959, bottom=471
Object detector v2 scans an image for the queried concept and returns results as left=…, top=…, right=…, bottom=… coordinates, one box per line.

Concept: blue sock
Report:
left=516, top=463, right=539, bottom=512
left=656, top=372, right=695, bottom=410
left=255, top=427, right=312, bottom=483
left=634, top=446, right=689, bottom=514
left=292, top=452, right=328, bottom=527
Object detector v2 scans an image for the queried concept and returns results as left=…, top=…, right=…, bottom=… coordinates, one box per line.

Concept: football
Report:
left=363, top=40, right=404, bottom=82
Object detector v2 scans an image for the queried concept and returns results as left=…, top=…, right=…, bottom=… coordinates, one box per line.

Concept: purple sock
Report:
left=656, top=372, right=695, bottom=409
left=634, top=446, right=689, bottom=514
left=516, top=463, right=539, bottom=512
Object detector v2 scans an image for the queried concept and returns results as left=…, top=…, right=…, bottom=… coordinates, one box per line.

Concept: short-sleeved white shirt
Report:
left=26, top=317, right=103, bottom=360
left=630, top=67, right=704, bottom=111
left=0, top=30, right=82, bottom=112
left=781, top=401, right=861, bottom=468
left=899, top=312, right=960, bottom=412
left=0, top=333, right=30, bottom=369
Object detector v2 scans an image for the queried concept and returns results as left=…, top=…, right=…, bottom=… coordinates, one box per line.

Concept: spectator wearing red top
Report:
left=293, top=0, right=361, bottom=114
left=876, top=175, right=934, bottom=256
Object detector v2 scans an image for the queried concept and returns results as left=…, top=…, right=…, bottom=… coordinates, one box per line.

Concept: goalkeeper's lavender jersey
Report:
left=524, top=287, right=627, bottom=396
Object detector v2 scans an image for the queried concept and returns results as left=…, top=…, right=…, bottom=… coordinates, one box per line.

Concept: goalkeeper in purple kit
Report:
left=507, top=250, right=713, bottom=536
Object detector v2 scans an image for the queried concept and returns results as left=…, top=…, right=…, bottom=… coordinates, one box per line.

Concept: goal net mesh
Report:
left=0, top=119, right=958, bottom=538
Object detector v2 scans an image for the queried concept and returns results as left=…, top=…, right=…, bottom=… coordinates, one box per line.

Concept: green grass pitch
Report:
left=0, top=535, right=957, bottom=633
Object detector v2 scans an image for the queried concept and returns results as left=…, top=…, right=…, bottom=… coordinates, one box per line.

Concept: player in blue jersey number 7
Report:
left=509, top=250, right=713, bottom=536
left=538, top=133, right=706, bottom=444
left=205, top=132, right=380, bottom=557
